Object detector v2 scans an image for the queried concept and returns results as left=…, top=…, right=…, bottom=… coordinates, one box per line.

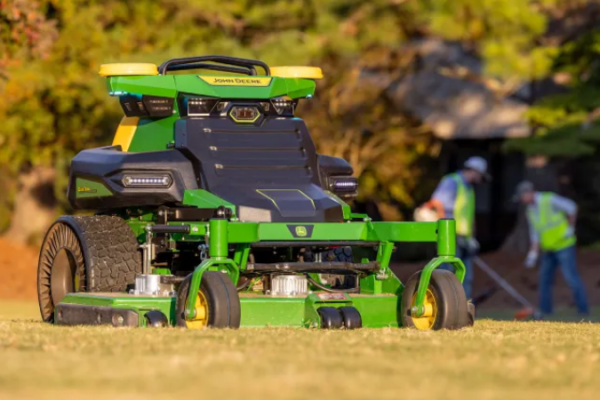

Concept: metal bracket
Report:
left=184, top=257, right=240, bottom=320
left=198, top=244, right=208, bottom=261
left=141, top=224, right=154, bottom=275
left=411, top=255, right=466, bottom=317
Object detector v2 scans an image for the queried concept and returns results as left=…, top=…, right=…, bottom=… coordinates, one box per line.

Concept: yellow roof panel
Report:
left=99, top=63, right=159, bottom=77
left=270, top=66, right=323, bottom=80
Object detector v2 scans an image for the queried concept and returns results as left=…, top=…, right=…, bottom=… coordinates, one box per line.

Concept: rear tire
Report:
left=37, top=216, right=141, bottom=323
left=176, top=272, right=241, bottom=329
left=401, top=269, right=470, bottom=330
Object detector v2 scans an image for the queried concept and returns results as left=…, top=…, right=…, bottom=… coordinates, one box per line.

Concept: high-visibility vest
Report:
left=449, top=173, right=475, bottom=237
left=527, top=192, right=576, bottom=251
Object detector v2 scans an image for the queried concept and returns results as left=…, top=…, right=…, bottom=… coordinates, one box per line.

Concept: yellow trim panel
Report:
left=270, top=66, right=323, bottom=80
left=112, top=117, right=139, bottom=152
left=99, top=63, right=159, bottom=77
left=199, top=76, right=272, bottom=86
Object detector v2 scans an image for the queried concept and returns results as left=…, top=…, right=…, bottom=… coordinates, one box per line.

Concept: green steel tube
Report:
left=436, top=219, right=456, bottom=256
left=411, top=219, right=465, bottom=317
left=185, top=259, right=213, bottom=319
left=184, top=257, right=241, bottom=319
left=411, top=256, right=466, bottom=317
left=209, top=218, right=229, bottom=259
left=184, top=219, right=240, bottom=319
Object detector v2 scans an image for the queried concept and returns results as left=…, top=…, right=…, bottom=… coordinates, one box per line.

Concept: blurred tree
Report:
left=0, top=0, right=57, bottom=238
left=506, top=30, right=600, bottom=157
left=0, top=0, right=438, bottom=240
left=1, top=0, right=597, bottom=243
left=503, top=20, right=600, bottom=247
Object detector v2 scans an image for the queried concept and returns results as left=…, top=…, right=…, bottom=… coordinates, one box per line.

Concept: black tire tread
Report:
left=37, top=221, right=85, bottom=322
left=176, top=272, right=241, bottom=329
left=339, top=306, right=362, bottom=329
left=214, top=272, right=242, bottom=328
left=318, top=306, right=344, bottom=329
left=60, top=215, right=141, bottom=292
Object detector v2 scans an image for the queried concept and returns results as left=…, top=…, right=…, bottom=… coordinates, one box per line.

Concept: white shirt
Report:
left=526, top=192, right=577, bottom=243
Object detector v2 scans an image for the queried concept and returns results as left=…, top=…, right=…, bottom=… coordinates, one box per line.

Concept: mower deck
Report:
left=56, top=292, right=401, bottom=328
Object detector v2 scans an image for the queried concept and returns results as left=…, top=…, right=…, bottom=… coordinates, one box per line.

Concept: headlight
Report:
left=330, top=176, right=358, bottom=199
left=122, top=174, right=172, bottom=188
left=270, top=96, right=295, bottom=116
left=187, top=98, right=219, bottom=116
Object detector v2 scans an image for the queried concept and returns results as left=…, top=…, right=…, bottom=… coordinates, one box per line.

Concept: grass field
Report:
left=1, top=302, right=599, bottom=400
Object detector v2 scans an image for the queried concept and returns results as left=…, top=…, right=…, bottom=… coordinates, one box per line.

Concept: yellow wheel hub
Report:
left=411, top=289, right=438, bottom=330
left=185, top=291, right=209, bottom=329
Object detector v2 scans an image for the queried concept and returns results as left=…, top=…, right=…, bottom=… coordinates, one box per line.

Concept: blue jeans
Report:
left=539, top=245, right=589, bottom=315
left=440, top=246, right=473, bottom=300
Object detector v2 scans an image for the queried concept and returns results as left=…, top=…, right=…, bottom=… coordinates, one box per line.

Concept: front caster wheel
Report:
left=318, top=307, right=343, bottom=329
left=145, top=310, right=169, bottom=328
left=401, top=269, right=470, bottom=330
left=176, top=272, right=241, bottom=329
left=339, top=306, right=362, bottom=329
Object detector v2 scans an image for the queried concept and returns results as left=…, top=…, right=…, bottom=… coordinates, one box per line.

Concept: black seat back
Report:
left=175, top=118, right=343, bottom=222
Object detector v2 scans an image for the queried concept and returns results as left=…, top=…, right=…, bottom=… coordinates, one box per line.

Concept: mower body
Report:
left=40, top=56, right=470, bottom=330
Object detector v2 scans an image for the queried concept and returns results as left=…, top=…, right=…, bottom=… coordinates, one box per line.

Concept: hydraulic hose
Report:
left=305, top=273, right=360, bottom=293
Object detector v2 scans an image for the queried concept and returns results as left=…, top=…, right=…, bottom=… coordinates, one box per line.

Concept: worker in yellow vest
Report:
left=419, top=156, right=491, bottom=299
left=514, top=181, right=589, bottom=316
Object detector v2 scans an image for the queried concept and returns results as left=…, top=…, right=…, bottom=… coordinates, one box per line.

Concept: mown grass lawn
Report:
left=1, top=301, right=599, bottom=400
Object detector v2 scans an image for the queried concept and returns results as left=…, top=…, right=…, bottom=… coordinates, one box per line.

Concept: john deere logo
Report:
left=287, top=224, right=314, bottom=238
left=295, top=226, right=307, bottom=237
left=200, top=76, right=272, bottom=87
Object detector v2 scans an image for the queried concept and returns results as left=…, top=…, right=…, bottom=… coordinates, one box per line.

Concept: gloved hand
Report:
left=413, top=206, right=439, bottom=222
left=524, top=250, right=538, bottom=269
left=564, top=225, right=575, bottom=238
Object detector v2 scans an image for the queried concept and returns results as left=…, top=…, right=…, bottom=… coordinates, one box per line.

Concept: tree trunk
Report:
left=5, top=166, right=57, bottom=245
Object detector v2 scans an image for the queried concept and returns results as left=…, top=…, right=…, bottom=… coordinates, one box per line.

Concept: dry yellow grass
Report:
left=1, top=301, right=599, bottom=400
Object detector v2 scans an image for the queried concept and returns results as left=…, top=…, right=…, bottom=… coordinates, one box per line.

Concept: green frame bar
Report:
left=180, top=218, right=463, bottom=323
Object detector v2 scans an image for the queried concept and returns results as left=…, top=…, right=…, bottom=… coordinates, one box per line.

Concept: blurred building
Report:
left=389, top=39, right=530, bottom=250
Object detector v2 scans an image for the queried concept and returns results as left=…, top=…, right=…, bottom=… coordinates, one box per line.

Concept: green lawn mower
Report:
left=37, top=55, right=473, bottom=330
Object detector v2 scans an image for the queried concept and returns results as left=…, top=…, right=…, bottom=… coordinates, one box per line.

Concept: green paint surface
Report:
left=183, top=189, right=235, bottom=213
left=128, top=115, right=178, bottom=152
left=239, top=295, right=307, bottom=327
left=349, top=295, right=401, bottom=328
left=108, top=75, right=177, bottom=97
left=109, top=75, right=315, bottom=100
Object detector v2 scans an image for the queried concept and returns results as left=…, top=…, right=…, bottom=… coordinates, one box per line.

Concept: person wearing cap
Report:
left=422, top=156, right=491, bottom=299
left=515, top=181, right=589, bottom=316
